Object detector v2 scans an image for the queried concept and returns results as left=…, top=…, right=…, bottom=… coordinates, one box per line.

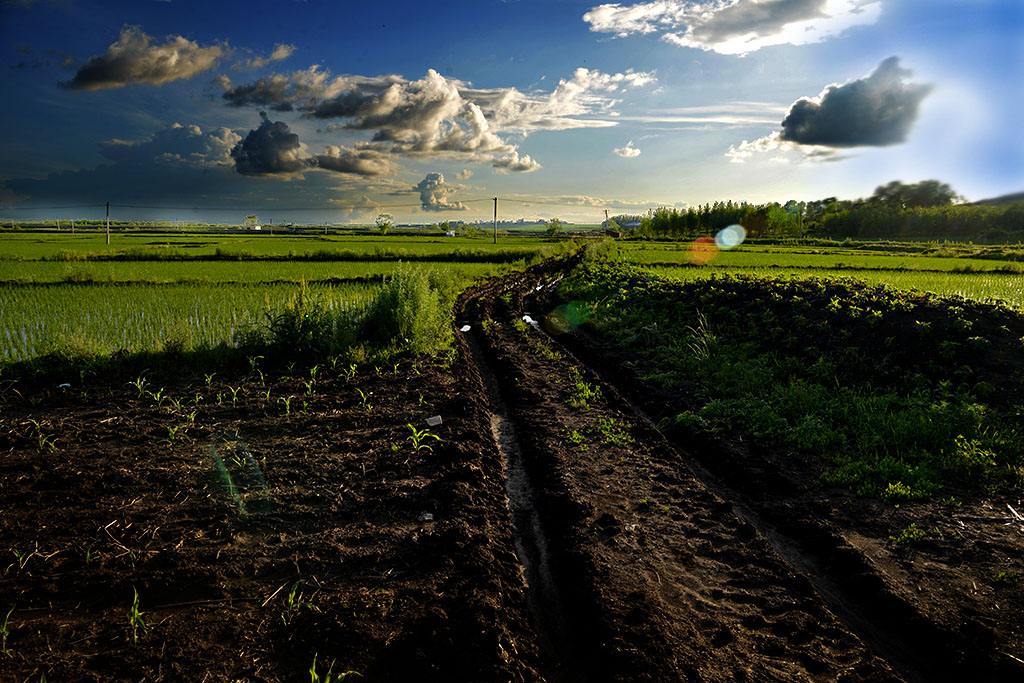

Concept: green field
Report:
left=1, top=282, right=376, bottom=363
left=0, top=231, right=557, bottom=365
left=3, top=231, right=1023, bottom=365
left=614, top=241, right=1024, bottom=307
left=0, top=232, right=544, bottom=260
left=0, top=260, right=508, bottom=284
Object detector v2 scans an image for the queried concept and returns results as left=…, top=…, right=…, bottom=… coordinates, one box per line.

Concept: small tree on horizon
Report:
left=375, top=213, right=394, bottom=234
left=546, top=217, right=564, bottom=238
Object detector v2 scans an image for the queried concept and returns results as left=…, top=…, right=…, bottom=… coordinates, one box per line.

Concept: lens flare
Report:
left=715, top=224, right=747, bottom=250
left=544, top=300, right=591, bottom=334
left=688, top=235, right=719, bottom=265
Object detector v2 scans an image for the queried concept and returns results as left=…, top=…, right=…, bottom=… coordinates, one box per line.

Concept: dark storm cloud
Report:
left=220, top=73, right=295, bottom=111
left=314, top=145, right=394, bottom=177
left=779, top=56, right=932, bottom=147
left=63, top=25, right=222, bottom=91
left=230, top=112, right=310, bottom=176
left=98, top=122, right=240, bottom=167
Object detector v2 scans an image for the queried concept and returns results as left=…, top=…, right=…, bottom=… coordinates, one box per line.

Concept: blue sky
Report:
left=1, top=0, right=1021, bottom=223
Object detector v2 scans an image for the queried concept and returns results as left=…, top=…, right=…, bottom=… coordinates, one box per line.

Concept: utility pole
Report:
left=492, top=197, right=498, bottom=245
left=604, top=209, right=609, bottom=228
left=105, top=201, right=110, bottom=245
left=71, top=219, right=75, bottom=234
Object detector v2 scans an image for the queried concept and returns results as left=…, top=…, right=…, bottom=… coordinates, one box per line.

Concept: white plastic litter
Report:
left=522, top=314, right=539, bottom=328
left=459, top=324, right=471, bottom=332
left=426, top=415, right=443, bottom=427
left=57, top=383, right=71, bottom=389
left=418, top=512, right=435, bottom=523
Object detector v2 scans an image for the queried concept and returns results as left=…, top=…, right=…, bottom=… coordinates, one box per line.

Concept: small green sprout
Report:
left=407, top=424, right=442, bottom=454
left=128, top=588, right=145, bottom=644
left=1, top=607, right=12, bottom=655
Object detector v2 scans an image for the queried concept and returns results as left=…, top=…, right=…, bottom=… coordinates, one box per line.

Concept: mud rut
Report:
left=455, top=258, right=1003, bottom=682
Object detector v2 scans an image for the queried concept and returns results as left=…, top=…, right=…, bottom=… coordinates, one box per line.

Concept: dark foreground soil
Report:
left=525, top=266, right=1024, bottom=681
left=0, top=355, right=542, bottom=681
left=2, top=257, right=1021, bottom=681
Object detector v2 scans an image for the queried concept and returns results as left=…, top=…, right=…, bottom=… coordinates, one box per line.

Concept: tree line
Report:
left=613, top=180, right=1024, bottom=242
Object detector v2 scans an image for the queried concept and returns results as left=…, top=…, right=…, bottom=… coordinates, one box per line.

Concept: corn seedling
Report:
left=280, top=395, right=294, bottom=416
left=355, top=388, right=372, bottom=412
left=37, top=433, right=58, bottom=455
left=309, top=654, right=359, bottom=683
left=1, top=607, right=12, bottom=655
left=166, top=424, right=185, bottom=443
left=309, top=654, right=333, bottom=683
left=9, top=546, right=37, bottom=573
left=309, top=365, right=320, bottom=381
left=304, top=380, right=316, bottom=397
left=128, top=588, right=145, bottom=644
left=204, top=372, right=217, bottom=387
left=129, top=376, right=148, bottom=398
left=228, top=386, right=242, bottom=405
left=28, top=420, right=58, bottom=455
left=343, top=363, right=357, bottom=380
left=406, top=424, right=441, bottom=454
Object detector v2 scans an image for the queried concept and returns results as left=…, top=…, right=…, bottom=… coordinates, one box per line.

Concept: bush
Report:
left=236, top=268, right=456, bottom=362
left=361, top=267, right=454, bottom=356
left=237, top=282, right=360, bottom=359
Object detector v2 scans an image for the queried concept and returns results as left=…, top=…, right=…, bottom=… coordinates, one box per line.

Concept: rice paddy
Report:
left=3, top=230, right=1024, bottom=365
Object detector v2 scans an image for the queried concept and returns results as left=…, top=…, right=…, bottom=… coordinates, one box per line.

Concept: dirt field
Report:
left=2, top=257, right=1022, bottom=681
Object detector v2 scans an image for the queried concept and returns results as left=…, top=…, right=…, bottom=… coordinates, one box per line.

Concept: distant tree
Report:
left=871, top=180, right=960, bottom=208
left=375, top=213, right=394, bottom=234
left=546, top=217, right=564, bottom=238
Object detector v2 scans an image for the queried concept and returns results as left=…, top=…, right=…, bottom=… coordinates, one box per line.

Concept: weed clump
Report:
left=237, top=267, right=455, bottom=364
left=362, top=267, right=454, bottom=356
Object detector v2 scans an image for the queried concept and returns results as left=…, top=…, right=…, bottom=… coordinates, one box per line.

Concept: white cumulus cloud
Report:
left=614, top=140, right=642, bottom=157
left=584, top=0, right=882, bottom=56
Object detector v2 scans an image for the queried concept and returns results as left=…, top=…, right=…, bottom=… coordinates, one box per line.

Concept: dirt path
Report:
left=457, top=260, right=903, bottom=681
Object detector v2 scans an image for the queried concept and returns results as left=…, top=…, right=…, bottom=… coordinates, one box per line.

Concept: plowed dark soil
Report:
left=0, top=356, right=542, bottom=681
left=2, top=256, right=1020, bottom=681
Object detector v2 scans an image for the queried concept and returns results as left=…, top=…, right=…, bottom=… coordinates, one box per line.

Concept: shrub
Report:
left=361, top=267, right=454, bottom=356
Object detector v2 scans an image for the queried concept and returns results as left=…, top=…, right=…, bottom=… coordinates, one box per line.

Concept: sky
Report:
left=0, top=0, right=1021, bottom=224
